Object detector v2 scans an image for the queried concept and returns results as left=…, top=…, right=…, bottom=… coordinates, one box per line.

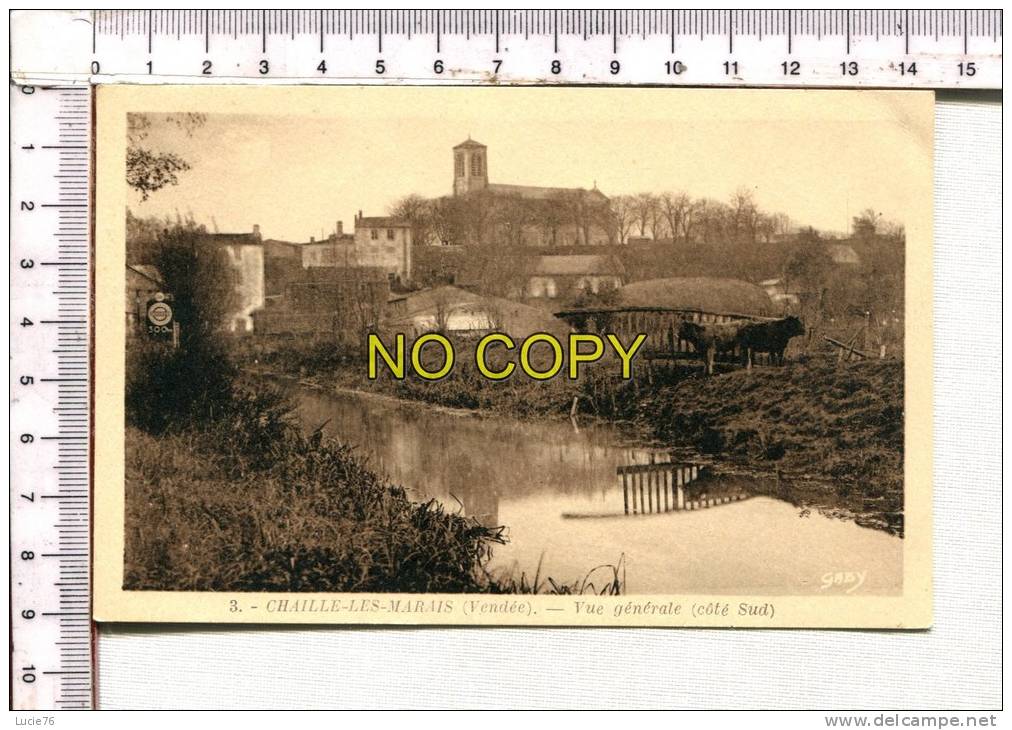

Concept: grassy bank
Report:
left=125, top=384, right=621, bottom=593
left=240, top=338, right=904, bottom=536
left=633, top=357, right=905, bottom=535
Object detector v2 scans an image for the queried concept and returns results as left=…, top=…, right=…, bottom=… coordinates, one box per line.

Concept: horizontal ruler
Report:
left=10, top=9, right=1003, bottom=88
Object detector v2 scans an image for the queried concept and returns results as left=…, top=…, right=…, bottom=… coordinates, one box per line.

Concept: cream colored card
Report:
left=95, top=85, right=932, bottom=627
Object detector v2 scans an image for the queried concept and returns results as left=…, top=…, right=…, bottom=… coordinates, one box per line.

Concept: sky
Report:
left=126, top=87, right=932, bottom=243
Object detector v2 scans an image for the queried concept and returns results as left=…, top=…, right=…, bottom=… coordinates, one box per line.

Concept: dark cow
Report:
left=678, top=320, right=746, bottom=375
left=738, top=316, right=805, bottom=368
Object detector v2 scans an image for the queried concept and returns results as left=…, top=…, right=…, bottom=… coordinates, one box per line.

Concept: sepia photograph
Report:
left=95, top=86, right=932, bottom=625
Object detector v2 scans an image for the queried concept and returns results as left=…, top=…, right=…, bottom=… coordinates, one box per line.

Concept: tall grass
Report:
left=125, top=383, right=623, bottom=593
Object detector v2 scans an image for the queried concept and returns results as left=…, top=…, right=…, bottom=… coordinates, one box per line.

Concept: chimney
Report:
left=310, top=236, right=315, bottom=243
left=356, top=210, right=362, bottom=221
left=252, top=224, right=261, bottom=240
left=337, top=220, right=343, bottom=236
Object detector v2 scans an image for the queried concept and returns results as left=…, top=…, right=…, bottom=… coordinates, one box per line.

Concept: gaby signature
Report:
left=820, top=570, right=867, bottom=594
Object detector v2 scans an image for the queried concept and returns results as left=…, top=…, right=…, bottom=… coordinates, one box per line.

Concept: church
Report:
left=442, top=138, right=613, bottom=248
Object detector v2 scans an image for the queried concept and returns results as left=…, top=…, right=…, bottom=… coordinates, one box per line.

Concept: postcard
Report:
left=93, top=85, right=932, bottom=626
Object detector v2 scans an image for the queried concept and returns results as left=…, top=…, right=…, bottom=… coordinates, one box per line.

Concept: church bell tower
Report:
left=453, top=138, right=488, bottom=196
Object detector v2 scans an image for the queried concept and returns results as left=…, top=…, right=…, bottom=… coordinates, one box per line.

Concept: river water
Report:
left=285, top=382, right=902, bottom=596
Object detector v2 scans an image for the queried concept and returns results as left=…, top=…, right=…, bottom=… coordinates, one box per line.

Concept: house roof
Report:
left=618, top=277, right=774, bottom=317
left=825, top=243, right=861, bottom=265
left=301, top=236, right=355, bottom=246
left=202, top=232, right=262, bottom=246
left=388, top=285, right=570, bottom=338
left=485, top=183, right=608, bottom=202
left=454, top=138, right=487, bottom=149
left=531, top=255, right=625, bottom=277
left=356, top=217, right=410, bottom=228
left=127, top=264, right=163, bottom=287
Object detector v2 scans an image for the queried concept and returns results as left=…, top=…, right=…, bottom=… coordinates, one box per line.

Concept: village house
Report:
left=524, top=254, right=625, bottom=300
left=251, top=266, right=389, bottom=340
left=352, top=213, right=413, bottom=283
left=825, top=242, right=861, bottom=266
left=194, top=226, right=265, bottom=333
left=299, top=222, right=356, bottom=268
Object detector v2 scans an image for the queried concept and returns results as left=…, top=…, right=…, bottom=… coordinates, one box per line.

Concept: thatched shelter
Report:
left=617, top=277, right=774, bottom=318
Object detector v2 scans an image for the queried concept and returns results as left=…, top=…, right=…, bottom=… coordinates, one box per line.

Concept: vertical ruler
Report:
left=10, top=85, right=94, bottom=710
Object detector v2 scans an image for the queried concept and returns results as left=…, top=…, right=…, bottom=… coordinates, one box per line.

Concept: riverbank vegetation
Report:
left=125, top=384, right=624, bottom=592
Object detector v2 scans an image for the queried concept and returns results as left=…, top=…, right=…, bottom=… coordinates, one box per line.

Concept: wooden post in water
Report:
left=622, top=472, right=629, bottom=515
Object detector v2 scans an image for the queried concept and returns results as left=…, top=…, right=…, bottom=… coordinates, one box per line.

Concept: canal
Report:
left=284, top=382, right=903, bottom=595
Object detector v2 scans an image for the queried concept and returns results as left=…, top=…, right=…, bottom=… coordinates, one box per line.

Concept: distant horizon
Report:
left=126, top=88, right=928, bottom=243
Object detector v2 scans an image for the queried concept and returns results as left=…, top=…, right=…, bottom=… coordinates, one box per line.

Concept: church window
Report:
left=455, top=153, right=464, bottom=177
left=471, top=153, right=483, bottom=177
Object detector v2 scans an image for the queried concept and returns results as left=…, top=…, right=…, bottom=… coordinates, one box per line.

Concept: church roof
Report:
left=486, top=183, right=608, bottom=202
left=454, top=138, right=487, bottom=149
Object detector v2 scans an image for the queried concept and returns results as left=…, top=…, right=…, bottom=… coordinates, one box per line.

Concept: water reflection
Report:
left=285, top=382, right=902, bottom=595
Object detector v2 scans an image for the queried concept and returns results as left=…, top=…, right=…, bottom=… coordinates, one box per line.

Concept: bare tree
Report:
left=609, top=195, right=637, bottom=245
left=852, top=208, right=881, bottom=239
left=632, top=193, right=659, bottom=238
left=389, top=194, right=434, bottom=246
left=659, top=192, right=694, bottom=244
left=730, top=187, right=763, bottom=244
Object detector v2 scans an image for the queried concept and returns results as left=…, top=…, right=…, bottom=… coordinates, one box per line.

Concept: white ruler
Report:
left=10, top=9, right=1003, bottom=88
left=10, top=85, right=94, bottom=710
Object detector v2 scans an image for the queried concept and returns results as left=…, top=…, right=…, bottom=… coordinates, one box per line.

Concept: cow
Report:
left=737, top=316, right=805, bottom=368
left=678, top=320, right=746, bottom=375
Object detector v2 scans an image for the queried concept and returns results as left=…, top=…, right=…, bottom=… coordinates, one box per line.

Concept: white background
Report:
left=96, top=93, right=1002, bottom=710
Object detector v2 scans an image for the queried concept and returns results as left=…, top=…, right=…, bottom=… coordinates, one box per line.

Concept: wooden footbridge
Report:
left=617, top=461, right=750, bottom=516
left=555, top=306, right=774, bottom=365
left=562, top=459, right=751, bottom=519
